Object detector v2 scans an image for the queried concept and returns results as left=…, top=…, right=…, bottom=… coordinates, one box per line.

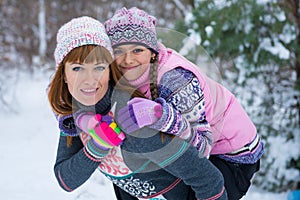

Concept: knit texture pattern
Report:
left=54, top=88, right=227, bottom=199
left=54, top=16, right=114, bottom=66
left=157, top=67, right=263, bottom=163
left=150, top=67, right=213, bottom=158
left=104, top=7, right=158, bottom=53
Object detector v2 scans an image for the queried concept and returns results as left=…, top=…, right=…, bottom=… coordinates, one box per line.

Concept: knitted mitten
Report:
left=117, top=97, right=162, bottom=133
left=58, top=114, right=79, bottom=136
left=75, top=111, right=125, bottom=150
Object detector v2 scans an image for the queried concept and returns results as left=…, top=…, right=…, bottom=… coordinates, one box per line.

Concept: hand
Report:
left=75, top=112, right=125, bottom=150
left=58, top=114, right=79, bottom=136
left=117, top=97, right=162, bottom=133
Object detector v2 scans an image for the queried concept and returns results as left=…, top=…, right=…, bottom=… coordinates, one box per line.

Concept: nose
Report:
left=83, top=70, right=98, bottom=86
left=124, top=52, right=134, bottom=65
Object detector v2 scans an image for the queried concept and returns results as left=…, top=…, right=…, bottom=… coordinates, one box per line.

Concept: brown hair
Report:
left=48, top=45, right=114, bottom=116
left=48, top=45, right=115, bottom=146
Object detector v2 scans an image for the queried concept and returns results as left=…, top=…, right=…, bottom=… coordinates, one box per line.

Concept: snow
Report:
left=0, top=72, right=289, bottom=199
left=0, top=72, right=115, bottom=200
left=260, top=38, right=290, bottom=60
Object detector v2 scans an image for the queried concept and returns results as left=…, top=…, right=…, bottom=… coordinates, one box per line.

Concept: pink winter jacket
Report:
left=157, top=43, right=257, bottom=155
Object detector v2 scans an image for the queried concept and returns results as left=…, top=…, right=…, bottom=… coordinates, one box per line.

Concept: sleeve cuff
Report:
left=84, top=139, right=110, bottom=160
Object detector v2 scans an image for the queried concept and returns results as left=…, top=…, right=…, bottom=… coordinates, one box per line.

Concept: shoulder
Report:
left=159, top=67, right=200, bottom=98
left=161, top=67, right=196, bottom=82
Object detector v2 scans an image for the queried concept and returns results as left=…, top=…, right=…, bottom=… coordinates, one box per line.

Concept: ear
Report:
left=150, top=53, right=156, bottom=63
left=151, top=53, right=156, bottom=59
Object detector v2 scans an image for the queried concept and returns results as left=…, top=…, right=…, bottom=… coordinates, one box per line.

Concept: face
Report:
left=64, top=60, right=110, bottom=106
left=113, top=44, right=155, bottom=81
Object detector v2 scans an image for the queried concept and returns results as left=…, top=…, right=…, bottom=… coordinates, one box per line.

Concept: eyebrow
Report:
left=115, top=44, right=145, bottom=50
left=69, top=62, right=81, bottom=65
left=69, top=61, right=107, bottom=65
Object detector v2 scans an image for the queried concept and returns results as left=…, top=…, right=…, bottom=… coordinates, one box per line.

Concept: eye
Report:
left=95, top=64, right=108, bottom=71
left=95, top=66, right=106, bottom=71
left=132, top=48, right=144, bottom=54
left=113, top=49, right=124, bottom=56
left=72, top=66, right=82, bottom=71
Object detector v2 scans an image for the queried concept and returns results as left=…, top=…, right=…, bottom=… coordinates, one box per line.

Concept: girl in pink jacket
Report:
left=105, top=7, right=264, bottom=200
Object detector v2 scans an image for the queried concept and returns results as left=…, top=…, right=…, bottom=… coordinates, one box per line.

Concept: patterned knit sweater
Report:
left=150, top=43, right=264, bottom=164
left=125, top=42, right=264, bottom=165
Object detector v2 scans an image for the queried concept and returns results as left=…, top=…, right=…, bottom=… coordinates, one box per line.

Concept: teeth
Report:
left=82, top=89, right=96, bottom=92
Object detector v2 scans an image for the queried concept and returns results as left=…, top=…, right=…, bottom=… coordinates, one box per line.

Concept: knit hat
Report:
left=104, top=7, right=159, bottom=53
left=54, top=16, right=114, bottom=66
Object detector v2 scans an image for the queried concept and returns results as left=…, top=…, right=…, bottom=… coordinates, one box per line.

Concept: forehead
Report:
left=114, top=44, right=147, bottom=50
left=64, top=45, right=112, bottom=64
left=65, top=60, right=109, bottom=65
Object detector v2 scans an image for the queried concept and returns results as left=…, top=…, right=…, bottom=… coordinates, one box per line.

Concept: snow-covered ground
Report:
left=0, top=72, right=289, bottom=199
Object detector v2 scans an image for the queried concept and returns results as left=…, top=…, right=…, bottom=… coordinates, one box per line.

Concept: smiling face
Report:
left=113, top=44, right=155, bottom=81
left=64, top=61, right=110, bottom=106
left=48, top=45, right=114, bottom=115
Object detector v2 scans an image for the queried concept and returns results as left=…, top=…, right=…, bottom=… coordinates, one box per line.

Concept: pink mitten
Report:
left=117, top=97, right=162, bottom=133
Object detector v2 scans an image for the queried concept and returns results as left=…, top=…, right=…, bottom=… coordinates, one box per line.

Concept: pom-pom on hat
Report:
left=54, top=16, right=114, bottom=66
left=104, top=7, right=159, bottom=53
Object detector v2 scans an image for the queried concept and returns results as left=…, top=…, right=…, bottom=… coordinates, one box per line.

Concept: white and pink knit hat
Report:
left=54, top=16, right=114, bottom=66
left=104, top=7, right=159, bottom=53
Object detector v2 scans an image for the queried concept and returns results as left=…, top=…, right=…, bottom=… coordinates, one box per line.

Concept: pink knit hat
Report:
left=104, top=7, right=159, bottom=53
left=54, top=16, right=114, bottom=66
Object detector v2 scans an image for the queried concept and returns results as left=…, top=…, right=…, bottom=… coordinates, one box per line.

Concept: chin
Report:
left=80, top=102, right=94, bottom=106
left=124, top=75, right=139, bottom=81
left=79, top=99, right=98, bottom=106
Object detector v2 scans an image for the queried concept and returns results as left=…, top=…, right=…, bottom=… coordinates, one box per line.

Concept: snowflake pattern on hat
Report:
left=104, top=7, right=159, bottom=53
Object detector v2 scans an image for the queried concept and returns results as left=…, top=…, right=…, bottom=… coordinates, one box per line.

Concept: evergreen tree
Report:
left=180, top=0, right=300, bottom=192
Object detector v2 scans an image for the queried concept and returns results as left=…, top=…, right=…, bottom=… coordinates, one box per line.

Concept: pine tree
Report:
left=180, top=0, right=300, bottom=192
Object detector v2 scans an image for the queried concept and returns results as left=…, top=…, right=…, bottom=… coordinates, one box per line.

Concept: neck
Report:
left=128, top=66, right=151, bottom=98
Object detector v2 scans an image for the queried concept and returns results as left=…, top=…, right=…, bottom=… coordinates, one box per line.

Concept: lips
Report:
left=81, top=88, right=98, bottom=96
left=121, top=65, right=137, bottom=71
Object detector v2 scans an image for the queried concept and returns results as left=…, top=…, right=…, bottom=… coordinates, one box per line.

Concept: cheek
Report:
left=99, top=70, right=110, bottom=84
left=66, top=80, right=76, bottom=96
left=65, top=74, right=79, bottom=95
left=115, top=57, right=123, bottom=65
left=140, top=56, right=152, bottom=65
left=65, top=75, right=75, bottom=86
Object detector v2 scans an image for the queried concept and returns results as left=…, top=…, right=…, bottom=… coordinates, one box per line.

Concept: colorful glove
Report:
left=117, top=97, right=163, bottom=133
left=75, top=112, right=126, bottom=150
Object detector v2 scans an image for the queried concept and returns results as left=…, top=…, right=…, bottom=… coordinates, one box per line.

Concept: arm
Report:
left=161, top=141, right=226, bottom=200
left=118, top=67, right=213, bottom=158
left=54, top=112, right=118, bottom=191
left=120, top=127, right=226, bottom=199
left=53, top=134, right=101, bottom=192
left=152, top=67, right=213, bottom=158
left=113, top=89, right=226, bottom=199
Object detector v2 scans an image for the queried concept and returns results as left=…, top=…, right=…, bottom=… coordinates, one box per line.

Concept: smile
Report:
left=81, top=88, right=98, bottom=95
left=121, top=65, right=137, bottom=70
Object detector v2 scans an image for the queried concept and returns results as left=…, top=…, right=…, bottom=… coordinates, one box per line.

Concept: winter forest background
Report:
left=0, top=0, right=299, bottom=198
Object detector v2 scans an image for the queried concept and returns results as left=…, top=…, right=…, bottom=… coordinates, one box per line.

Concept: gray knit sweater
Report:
left=53, top=73, right=227, bottom=199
